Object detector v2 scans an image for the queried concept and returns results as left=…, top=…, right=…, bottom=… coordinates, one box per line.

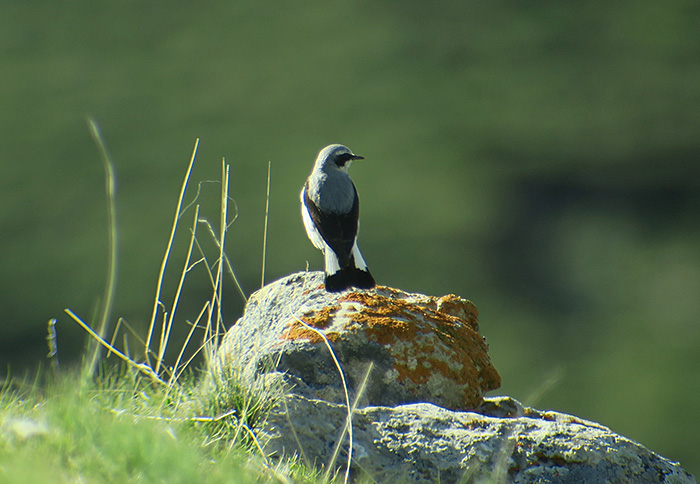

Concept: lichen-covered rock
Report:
left=211, top=271, right=500, bottom=411
left=261, top=395, right=697, bottom=484
left=206, top=271, right=696, bottom=483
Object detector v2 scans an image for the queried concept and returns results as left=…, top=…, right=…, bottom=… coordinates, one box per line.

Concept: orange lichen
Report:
left=375, top=285, right=406, bottom=298
left=300, top=305, right=339, bottom=329
left=282, top=323, right=325, bottom=343
left=282, top=321, right=342, bottom=344
left=435, top=294, right=479, bottom=326
left=281, top=288, right=500, bottom=409
left=281, top=305, right=340, bottom=343
left=340, top=290, right=501, bottom=402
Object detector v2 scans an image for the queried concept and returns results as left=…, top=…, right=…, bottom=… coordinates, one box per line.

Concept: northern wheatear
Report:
left=301, top=144, right=375, bottom=292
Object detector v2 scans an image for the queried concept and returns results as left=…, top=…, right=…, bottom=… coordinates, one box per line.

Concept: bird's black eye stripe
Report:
left=335, top=153, right=354, bottom=166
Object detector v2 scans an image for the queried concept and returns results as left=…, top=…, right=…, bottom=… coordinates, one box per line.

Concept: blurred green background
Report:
left=2, top=0, right=699, bottom=475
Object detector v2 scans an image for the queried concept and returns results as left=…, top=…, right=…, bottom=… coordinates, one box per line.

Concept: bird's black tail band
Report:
left=325, top=267, right=375, bottom=292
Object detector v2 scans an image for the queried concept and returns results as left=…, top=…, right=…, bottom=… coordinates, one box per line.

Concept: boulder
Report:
left=209, top=271, right=696, bottom=483
left=212, top=271, right=500, bottom=411
left=262, top=394, right=696, bottom=484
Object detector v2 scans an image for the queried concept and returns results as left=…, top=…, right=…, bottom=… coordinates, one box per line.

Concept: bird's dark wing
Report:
left=303, top=181, right=359, bottom=267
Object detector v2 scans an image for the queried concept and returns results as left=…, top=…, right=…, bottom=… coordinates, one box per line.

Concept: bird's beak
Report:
left=351, top=154, right=365, bottom=160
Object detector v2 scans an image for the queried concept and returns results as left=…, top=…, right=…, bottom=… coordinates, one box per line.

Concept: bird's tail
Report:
left=325, top=266, right=375, bottom=292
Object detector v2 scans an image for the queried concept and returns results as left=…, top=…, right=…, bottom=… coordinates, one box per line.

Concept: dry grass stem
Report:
left=145, top=138, right=199, bottom=367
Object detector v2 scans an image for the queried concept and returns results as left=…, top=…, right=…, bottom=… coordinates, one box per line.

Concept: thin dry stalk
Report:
left=214, top=160, right=230, bottom=353
left=145, top=138, right=199, bottom=367
left=65, top=309, right=165, bottom=385
left=166, top=300, right=210, bottom=390
left=525, top=367, right=563, bottom=407
left=327, top=361, right=373, bottom=481
left=155, top=204, right=201, bottom=374
left=198, top=218, right=247, bottom=303
left=291, top=313, right=354, bottom=484
left=84, top=117, right=118, bottom=380
left=261, top=160, right=271, bottom=288
left=201, top=160, right=230, bottom=366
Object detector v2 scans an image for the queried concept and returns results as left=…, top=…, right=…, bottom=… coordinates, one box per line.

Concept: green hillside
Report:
left=1, top=0, right=698, bottom=475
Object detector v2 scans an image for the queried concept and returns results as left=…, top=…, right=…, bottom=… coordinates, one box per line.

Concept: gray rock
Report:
left=207, top=272, right=696, bottom=483
left=262, top=394, right=696, bottom=484
left=212, top=271, right=500, bottom=411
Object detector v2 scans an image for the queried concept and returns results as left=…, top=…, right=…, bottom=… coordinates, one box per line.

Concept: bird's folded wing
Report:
left=302, top=183, right=359, bottom=265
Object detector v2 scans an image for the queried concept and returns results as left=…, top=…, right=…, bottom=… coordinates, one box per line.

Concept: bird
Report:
left=300, top=144, right=376, bottom=292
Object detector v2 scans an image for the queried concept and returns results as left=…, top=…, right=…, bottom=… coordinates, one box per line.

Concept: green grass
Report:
left=0, top=368, right=326, bottom=484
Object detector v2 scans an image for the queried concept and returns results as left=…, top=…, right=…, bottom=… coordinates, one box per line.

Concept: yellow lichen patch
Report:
left=342, top=290, right=394, bottom=308
left=281, top=305, right=340, bottom=343
left=341, top=291, right=416, bottom=319
left=277, top=288, right=499, bottom=409
left=340, top=289, right=501, bottom=407
left=435, top=294, right=479, bottom=329
left=281, top=321, right=343, bottom=344
left=374, top=285, right=405, bottom=298
left=341, top=293, right=420, bottom=345
left=300, top=305, right=340, bottom=329
left=392, top=357, right=455, bottom=386
left=282, top=322, right=326, bottom=344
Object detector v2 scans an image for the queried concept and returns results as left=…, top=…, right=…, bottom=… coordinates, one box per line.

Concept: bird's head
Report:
left=315, top=144, right=365, bottom=174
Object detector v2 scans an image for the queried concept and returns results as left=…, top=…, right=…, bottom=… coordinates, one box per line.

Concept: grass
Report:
left=1, top=371, right=242, bottom=484
left=0, top=367, right=331, bottom=484
left=0, top=133, right=338, bottom=484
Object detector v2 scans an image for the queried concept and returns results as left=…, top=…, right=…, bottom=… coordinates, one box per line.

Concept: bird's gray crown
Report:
left=314, top=144, right=364, bottom=172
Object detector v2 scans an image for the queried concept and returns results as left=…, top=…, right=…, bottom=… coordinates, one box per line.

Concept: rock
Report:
left=261, top=394, right=696, bottom=484
left=211, top=271, right=501, bottom=411
left=208, top=272, right=696, bottom=483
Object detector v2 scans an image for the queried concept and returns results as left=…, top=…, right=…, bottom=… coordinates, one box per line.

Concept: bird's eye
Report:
left=335, top=153, right=353, bottom=166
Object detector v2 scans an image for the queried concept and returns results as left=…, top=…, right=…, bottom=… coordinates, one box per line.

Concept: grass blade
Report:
left=145, top=138, right=199, bottom=367
left=84, top=116, right=118, bottom=381
left=261, top=161, right=271, bottom=288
